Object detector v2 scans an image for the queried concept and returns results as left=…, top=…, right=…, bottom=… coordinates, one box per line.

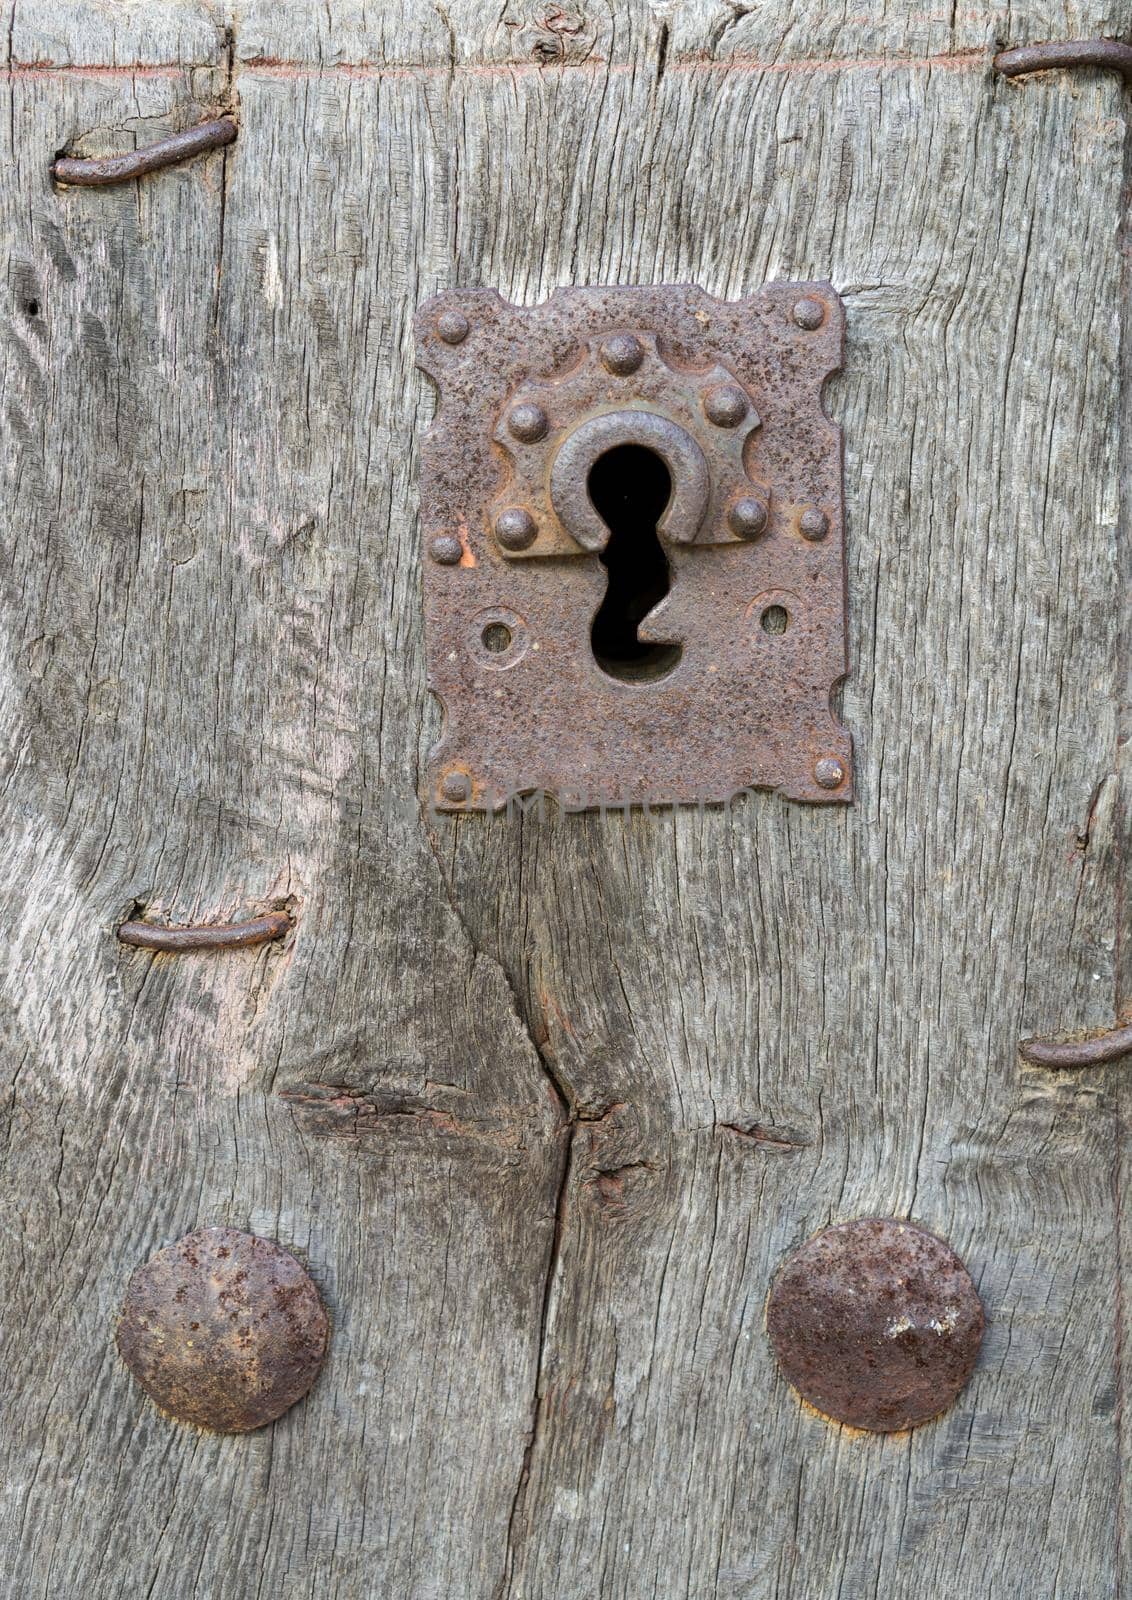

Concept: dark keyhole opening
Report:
left=588, top=444, right=682, bottom=682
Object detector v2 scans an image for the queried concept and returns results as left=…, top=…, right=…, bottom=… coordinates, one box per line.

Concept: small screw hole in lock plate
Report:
left=761, top=604, right=789, bottom=635
left=482, top=622, right=512, bottom=653
left=470, top=608, right=529, bottom=670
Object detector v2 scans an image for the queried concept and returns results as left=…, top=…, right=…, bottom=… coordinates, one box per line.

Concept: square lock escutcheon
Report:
left=415, top=284, right=851, bottom=812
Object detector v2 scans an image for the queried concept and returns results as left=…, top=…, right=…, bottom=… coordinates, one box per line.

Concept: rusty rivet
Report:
left=495, top=507, right=538, bottom=551
left=703, top=385, right=749, bottom=428
left=793, top=297, right=826, bottom=330
left=766, top=1218, right=984, bottom=1432
left=508, top=403, right=549, bottom=443
left=429, top=533, right=464, bottom=565
left=813, top=757, right=845, bottom=789
left=436, top=310, right=470, bottom=345
left=440, top=770, right=471, bottom=804
left=799, top=506, right=829, bottom=541
left=117, top=1227, right=329, bottom=1434
left=728, top=496, right=770, bottom=540
left=600, top=333, right=645, bottom=375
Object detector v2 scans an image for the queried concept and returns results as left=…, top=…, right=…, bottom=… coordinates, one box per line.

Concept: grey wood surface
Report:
left=1, top=3, right=1128, bottom=1596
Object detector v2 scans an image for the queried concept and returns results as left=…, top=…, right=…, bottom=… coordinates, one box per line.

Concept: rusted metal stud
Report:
left=495, top=507, right=538, bottom=551
left=429, top=533, right=464, bottom=565
left=813, top=757, right=845, bottom=790
left=994, top=38, right=1132, bottom=85
left=508, top=403, right=549, bottom=443
left=793, top=296, right=826, bottom=330
left=703, top=385, right=749, bottom=427
left=118, top=910, right=291, bottom=952
left=767, top=1218, right=985, bottom=1432
left=440, top=770, right=471, bottom=805
left=728, top=496, right=769, bottom=539
left=1019, top=1018, right=1132, bottom=1069
left=52, top=116, right=237, bottom=187
left=436, top=309, right=470, bottom=345
left=799, top=506, right=829, bottom=541
left=117, top=1227, right=329, bottom=1433
left=600, top=333, right=645, bottom=375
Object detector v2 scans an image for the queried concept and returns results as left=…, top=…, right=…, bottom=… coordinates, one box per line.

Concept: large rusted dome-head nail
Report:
left=116, top=1226, right=329, bottom=1433
left=767, top=1217, right=984, bottom=1432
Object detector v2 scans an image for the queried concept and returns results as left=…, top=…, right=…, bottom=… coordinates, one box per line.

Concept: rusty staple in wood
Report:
left=993, top=39, right=1132, bottom=85
left=51, top=116, right=237, bottom=187
left=117, top=911, right=291, bottom=952
left=1019, top=1019, right=1132, bottom=1069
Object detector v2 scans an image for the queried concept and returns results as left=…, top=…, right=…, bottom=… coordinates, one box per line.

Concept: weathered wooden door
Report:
left=3, top=3, right=1128, bottom=1596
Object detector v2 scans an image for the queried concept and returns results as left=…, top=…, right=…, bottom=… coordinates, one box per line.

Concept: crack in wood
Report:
left=716, top=1121, right=811, bottom=1151
left=278, top=1080, right=542, bottom=1157
left=497, top=1123, right=576, bottom=1600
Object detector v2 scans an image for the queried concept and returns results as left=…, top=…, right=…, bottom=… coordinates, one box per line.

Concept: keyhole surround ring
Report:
left=549, top=409, right=710, bottom=553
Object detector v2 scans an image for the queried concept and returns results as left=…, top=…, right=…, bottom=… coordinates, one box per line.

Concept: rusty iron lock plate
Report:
left=415, top=284, right=851, bottom=812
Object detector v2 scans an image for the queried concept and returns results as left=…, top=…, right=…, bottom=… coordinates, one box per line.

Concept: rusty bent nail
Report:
left=993, top=39, right=1132, bottom=85
left=1019, top=1018, right=1132, bottom=1070
left=117, top=1227, right=329, bottom=1433
left=118, top=910, right=291, bottom=952
left=51, top=116, right=237, bottom=187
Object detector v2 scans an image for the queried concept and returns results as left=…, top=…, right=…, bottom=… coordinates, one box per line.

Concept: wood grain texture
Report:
left=0, top=3, right=1128, bottom=1597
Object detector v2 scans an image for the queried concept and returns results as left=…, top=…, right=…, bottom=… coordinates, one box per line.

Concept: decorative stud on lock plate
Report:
left=416, top=284, right=852, bottom=811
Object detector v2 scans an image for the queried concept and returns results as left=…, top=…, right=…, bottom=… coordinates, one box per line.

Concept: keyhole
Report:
left=588, top=444, right=682, bottom=682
